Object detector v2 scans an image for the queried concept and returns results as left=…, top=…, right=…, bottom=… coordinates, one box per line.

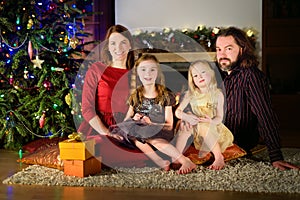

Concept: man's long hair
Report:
left=217, top=27, right=259, bottom=68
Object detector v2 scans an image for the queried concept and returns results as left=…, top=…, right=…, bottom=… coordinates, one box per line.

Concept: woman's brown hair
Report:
left=100, top=24, right=135, bottom=69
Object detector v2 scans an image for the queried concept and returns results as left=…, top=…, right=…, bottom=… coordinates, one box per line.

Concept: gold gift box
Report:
left=59, top=139, right=95, bottom=160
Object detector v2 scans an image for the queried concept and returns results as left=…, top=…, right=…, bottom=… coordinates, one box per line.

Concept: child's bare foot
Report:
left=208, top=156, right=225, bottom=170
left=170, top=160, right=181, bottom=170
left=161, top=160, right=170, bottom=171
left=177, top=156, right=197, bottom=174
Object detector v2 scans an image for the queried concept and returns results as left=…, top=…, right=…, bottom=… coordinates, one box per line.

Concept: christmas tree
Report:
left=0, top=0, right=97, bottom=149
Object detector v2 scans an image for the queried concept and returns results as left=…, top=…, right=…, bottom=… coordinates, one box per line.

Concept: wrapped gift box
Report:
left=63, top=156, right=101, bottom=177
left=59, top=139, right=95, bottom=160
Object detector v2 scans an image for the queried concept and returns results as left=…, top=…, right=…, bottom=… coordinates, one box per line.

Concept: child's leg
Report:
left=208, top=142, right=225, bottom=170
left=175, top=121, right=192, bottom=153
left=134, top=140, right=170, bottom=171
left=147, top=138, right=196, bottom=174
left=197, top=124, right=225, bottom=170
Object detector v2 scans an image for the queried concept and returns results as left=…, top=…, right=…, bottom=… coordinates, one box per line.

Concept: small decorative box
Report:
left=63, top=156, right=101, bottom=177
left=59, top=139, right=95, bottom=160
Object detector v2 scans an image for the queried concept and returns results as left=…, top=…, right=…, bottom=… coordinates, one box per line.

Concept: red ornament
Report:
left=49, top=3, right=57, bottom=11
left=43, top=80, right=53, bottom=90
left=39, top=112, right=46, bottom=128
left=8, top=74, right=14, bottom=85
left=28, top=40, right=33, bottom=60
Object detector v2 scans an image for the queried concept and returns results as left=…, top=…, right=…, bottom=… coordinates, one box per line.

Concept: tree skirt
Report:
left=2, top=148, right=300, bottom=194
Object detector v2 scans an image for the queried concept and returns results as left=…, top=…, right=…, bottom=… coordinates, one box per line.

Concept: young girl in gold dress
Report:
left=175, top=60, right=234, bottom=170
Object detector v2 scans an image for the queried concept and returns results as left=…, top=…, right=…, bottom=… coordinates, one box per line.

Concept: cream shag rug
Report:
left=2, top=148, right=300, bottom=194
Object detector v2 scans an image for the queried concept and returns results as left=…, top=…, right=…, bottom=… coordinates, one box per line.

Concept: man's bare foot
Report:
left=207, top=157, right=225, bottom=170
left=177, top=156, right=197, bottom=174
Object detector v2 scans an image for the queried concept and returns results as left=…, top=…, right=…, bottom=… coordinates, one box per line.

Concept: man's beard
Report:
left=217, top=58, right=239, bottom=72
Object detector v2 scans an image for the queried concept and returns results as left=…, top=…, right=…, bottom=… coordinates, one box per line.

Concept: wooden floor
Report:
left=0, top=94, right=300, bottom=200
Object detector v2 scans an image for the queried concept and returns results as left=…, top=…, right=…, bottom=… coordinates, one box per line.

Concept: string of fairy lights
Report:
left=0, top=0, right=91, bottom=140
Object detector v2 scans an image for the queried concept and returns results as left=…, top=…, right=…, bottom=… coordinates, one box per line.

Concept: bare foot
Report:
left=170, top=160, right=181, bottom=170
left=208, top=157, right=225, bottom=170
left=177, top=157, right=197, bottom=174
left=161, top=160, right=170, bottom=171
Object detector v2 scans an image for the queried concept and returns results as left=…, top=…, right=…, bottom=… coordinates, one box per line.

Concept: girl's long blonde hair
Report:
left=129, top=54, right=171, bottom=108
left=188, top=60, right=219, bottom=104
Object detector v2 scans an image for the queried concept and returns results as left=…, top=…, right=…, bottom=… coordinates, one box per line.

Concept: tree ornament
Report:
left=65, top=93, right=71, bottom=106
left=57, top=47, right=63, bottom=54
left=8, top=73, right=14, bottom=85
left=24, top=67, right=29, bottom=79
left=28, top=41, right=33, bottom=60
left=27, top=18, right=34, bottom=29
left=31, top=55, right=44, bottom=69
left=48, top=2, right=57, bottom=11
left=42, top=79, right=53, bottom=90
left=82, top=18, right=85, bottom=27
left=69, top=37, right=79, bottom=49
left=39, top=111, right=46, bottom=128
left=64, top=35, right=69, bottom=44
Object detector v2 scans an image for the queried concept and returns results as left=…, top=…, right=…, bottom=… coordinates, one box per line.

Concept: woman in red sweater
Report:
left=77, top=24, right=150, bottom=168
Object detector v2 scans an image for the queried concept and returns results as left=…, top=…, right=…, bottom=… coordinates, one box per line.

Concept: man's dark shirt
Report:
left=219, top=64, right=283, bottom=162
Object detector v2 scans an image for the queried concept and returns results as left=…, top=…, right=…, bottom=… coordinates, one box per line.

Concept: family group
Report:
left=77, top=24, right=299, bottom=174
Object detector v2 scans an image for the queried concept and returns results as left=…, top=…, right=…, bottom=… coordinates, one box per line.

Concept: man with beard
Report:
left=215, top=27, right=299, bottom=170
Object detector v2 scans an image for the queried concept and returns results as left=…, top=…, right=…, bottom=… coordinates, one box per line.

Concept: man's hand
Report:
left=272, top=160, right=300, bottom=170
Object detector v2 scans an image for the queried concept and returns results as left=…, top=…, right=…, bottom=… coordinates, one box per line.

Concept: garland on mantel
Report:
left=132, top=26, right=257, bottom=52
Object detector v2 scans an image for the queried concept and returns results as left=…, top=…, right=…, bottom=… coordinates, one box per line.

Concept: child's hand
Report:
left=199, top=115, right=212, bottom=123
left=184, top=114, right=200, bottom=126
left=141, top=115, right=151, bottom=124
left=133, top=113, right=143, bottom=121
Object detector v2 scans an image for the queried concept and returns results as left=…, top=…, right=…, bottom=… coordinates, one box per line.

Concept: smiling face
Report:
left=108, top=32, right=132, bottom=63
left=216, top=35, right=242, bottom=72
left=190, top=63, right=212, bottom=90
left=137, top=60, right=158, bottom=86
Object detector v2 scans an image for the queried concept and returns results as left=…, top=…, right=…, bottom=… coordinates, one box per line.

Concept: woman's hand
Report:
left=106, top=132, right=124, bottom=141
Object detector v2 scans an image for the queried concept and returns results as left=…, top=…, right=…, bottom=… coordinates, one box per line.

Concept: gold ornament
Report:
left=31, top=55, right=44, bottom=69
left=67, top=132, right=85, bottom=141
left=69, top=37, right=79, bottom=49
left=64, top=35, right=69, bottom=44
left=27, top=18, right=34, bottom=29
left=65, top=93, right=71, bottom=106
